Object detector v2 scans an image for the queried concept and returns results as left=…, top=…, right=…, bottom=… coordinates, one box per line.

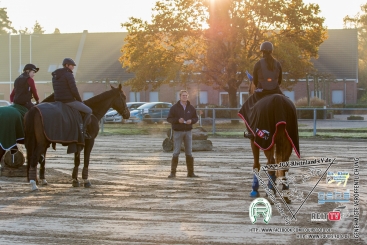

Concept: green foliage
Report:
left=0, top=7, right=16, bottom=34
left=32, top=21, right=45, bottom=34
left=120, top=0, right=326, bottom=107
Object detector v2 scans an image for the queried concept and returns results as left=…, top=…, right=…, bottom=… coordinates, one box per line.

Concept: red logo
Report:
left=328, top=211, right=341, bottom=221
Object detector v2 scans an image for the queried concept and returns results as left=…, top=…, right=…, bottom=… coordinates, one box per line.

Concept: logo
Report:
left=326, top=171, right=349, bottom=187
left=311, top=212, right=327, bottom=222
left=318, top=189, right=350, bottom=204
left=255, top=129, right=270, bottom=140
left=328, top=211, right=341, bottom=221
left=249, top=198, right=272, bottom=224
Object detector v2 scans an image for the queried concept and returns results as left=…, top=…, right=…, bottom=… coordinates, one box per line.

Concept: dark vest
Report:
left=13, top=73, right=32, bottom=106
left=257, top=58, right=280, bottom=90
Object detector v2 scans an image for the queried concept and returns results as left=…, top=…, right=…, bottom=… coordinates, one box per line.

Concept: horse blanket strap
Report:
left=238, top=93, right=300, bottom=158
left=0, top=104, right=27, bottom=150
left=35, top=102, right=84, bottom=154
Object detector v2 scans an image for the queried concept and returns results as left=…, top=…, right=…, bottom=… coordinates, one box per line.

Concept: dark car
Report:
left=104, top=102, right=147, bottom=123
left=130, top=102, right=172, bottom=124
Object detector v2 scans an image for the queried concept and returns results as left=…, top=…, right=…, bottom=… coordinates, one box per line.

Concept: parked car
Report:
left=104, top=102, right=147, bottom=123
left=0, top=100, right=11, bottom=107
left=129, top=102, right=172, bottom=124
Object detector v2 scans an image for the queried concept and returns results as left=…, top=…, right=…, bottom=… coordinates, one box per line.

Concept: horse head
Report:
left=110, top=84, right=130, bottom=119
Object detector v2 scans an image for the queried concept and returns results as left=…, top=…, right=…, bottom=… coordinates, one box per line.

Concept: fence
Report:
left=100, top=107, right=367, bottom=138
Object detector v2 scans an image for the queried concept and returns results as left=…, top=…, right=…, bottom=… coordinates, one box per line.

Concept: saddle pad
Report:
left=238, top=93, right=300, bottom=158
left=0, top=104, right=27, bottom=150
left=35, top=102, right=84, bottom=153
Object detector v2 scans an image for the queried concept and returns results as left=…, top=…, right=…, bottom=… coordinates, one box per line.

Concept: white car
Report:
left=0, top=100, right=11, bottom=107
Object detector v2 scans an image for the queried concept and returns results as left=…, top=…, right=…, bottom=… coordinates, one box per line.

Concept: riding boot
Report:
left=250, top=174, right=260, bottom=198
left=186, top=155, right=199, bottom=178
left=168, top=156, right=178, bottom=178
left=82, top=113, right=92, bottom=139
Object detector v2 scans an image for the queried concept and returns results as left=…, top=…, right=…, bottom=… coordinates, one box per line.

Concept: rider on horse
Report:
left=51, top=58, right=92, bottom=139
left=10, top=64, right=40, bottom=110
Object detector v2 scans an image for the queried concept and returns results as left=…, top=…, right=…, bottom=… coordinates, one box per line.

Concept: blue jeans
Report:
left=173, top=130, right=192, bottom=157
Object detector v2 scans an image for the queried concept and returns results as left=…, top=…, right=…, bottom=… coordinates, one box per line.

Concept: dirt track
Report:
left=0, top=135, right=366, bottom=245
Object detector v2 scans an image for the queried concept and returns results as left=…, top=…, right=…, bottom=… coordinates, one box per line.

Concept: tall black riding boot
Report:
left=168, top=156, right=179, bottom=178
left=186, top=155, right=199, bottom=178
left=82, top=113, right=92, bottom=139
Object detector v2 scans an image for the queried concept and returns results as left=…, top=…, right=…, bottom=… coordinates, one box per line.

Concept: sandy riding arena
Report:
left=0, top=135, right=366, bottom=245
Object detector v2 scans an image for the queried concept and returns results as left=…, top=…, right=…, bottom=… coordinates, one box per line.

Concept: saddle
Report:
left=35, top=102, right=85, bottom=153
left=238, top=93, right=300, bottom=157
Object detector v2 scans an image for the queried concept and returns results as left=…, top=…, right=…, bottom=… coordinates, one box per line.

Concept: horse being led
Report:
left=25, top=84, right=130, bottom=191
left=238, top=85, right=300, bottom=204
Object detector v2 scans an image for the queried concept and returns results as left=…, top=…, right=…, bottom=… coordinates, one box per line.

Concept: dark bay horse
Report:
left=239, top=83, right=300, bottom=204
left=25, top=84, right=130, bottom=191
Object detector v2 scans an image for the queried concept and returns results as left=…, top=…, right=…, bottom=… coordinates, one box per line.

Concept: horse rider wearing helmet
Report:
left=51, top=58, right=92, bottom=139
left=252, top=41, right=283, bottom=96
left=10, top=64, right=40, bottom=110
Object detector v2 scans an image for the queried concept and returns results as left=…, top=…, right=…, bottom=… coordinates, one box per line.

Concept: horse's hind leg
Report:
left=250, top=139, right=261, bottom=197
left=39, top=150, right=48, bottom=185
left=72, top=151, right=81, bottom=187
left=264, top=148, right=276, bottom=197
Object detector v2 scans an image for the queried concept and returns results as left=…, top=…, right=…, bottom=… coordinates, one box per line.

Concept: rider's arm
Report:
left=66, top=73, right=82, bottom=102
left=27, top=77, right=40, bottom=102
left=277, top=62, right=283, bottom=85
left=252, top=62, right=261, bottom=87
left=10, top=88, right=15, bottom=102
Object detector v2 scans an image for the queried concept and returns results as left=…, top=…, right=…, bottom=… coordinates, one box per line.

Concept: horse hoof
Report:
left=84, top=181, right=92, bottom=188
left=72, top=180, right=80, bottom=187
left=284, top=197, right=291, bottom=204
left=41, top=179, right=48, bottom=185
left=250, top=190, right=260, bottom=198
left=30, top=180, right=39, bottom=191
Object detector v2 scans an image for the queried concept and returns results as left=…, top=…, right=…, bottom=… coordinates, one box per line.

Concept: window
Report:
left=129, top=92, right=140, bottom=102
left=220, top=92, right=249, bottom=107
left=83, top=92, right=94, bottom=100
left=199, top=91, right=208, bottom=104
left=0, top=93, right=4, bottom=100
left=332, top=90, right=344, bottom=104
left=311, top=90, right=322, bottom=99
left=149, top=92, right=159, bottom=102
left=283, top=91, right=295, bottom=102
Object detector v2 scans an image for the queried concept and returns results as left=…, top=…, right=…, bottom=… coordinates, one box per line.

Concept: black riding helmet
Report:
left=260, top=41, right=273, bottom=52
left=23, top=64, right=39, bottom=73
left=62, top=58, right=77, bottom=66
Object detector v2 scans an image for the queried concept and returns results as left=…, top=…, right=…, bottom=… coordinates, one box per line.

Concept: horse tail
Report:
left=24, top=107, right=38, bottom=181
left=275, top=124, right=292, bottom=179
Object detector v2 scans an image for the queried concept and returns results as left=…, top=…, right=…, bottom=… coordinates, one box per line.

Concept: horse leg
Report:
left=82, top=138, right=95, bottom=188
left=72, top=151, right=81, bottom=187
left=39, top=150, right=48, bottom=185
left=264, top=147, right=276, bottom=199
left=275, top=126, right=293, bottom=204
left=250, top=139, right=261, bottom=197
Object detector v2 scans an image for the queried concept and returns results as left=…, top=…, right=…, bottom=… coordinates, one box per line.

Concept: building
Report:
left=0, top=29, right=359, bottom=107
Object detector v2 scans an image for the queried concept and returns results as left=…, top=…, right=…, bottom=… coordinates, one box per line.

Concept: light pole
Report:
left=9, top=32, right=12, bottom=94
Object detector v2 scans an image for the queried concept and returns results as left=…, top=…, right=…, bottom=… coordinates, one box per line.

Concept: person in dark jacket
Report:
left=10, top=64, right=40, bottom=110
left=167, top=90, right=199, bottom=178
left=52, top=58, right=92, bottom=139
left=252, top=41, right=283, bottom=96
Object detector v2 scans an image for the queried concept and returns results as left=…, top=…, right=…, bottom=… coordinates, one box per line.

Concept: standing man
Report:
left=167, top=90, right=199, bottom=178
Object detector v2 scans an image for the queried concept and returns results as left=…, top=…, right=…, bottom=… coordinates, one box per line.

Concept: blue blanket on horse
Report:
left=238, top=93, right=300, bottom=158
left=35, top=102, right=84, bottom=153
left=0, top=104, right=28, bottom=150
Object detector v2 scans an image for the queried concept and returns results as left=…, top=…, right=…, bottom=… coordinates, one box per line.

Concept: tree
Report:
left=32, top=20, right=45, bottom=34
left=54, top=28, right=61, bottom=34
left=344, top=3, right=367, bottom=102
left=18, top=27, right=31, bottom=34
left=120, top=0, right=326, bottom=108
left=0, top=7, right=16, bottom=34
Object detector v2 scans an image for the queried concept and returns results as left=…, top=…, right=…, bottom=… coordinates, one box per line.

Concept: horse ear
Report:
left=110, top=84, right=114, bottom=89
left=118, top=83, right=122, bottom=90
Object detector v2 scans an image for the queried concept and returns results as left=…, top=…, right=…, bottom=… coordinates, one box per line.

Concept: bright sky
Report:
left=0, top=0, right=365, bottom=33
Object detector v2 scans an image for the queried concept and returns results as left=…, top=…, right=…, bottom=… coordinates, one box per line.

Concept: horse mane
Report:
left=84, top=89, right=117, bottom=108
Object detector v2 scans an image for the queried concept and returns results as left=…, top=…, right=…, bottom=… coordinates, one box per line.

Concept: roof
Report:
left=311, top=29, right=358, bottom=80
left=0, top=31, right=134, bottom=83
left=0, top=29, right=358, bottom=84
